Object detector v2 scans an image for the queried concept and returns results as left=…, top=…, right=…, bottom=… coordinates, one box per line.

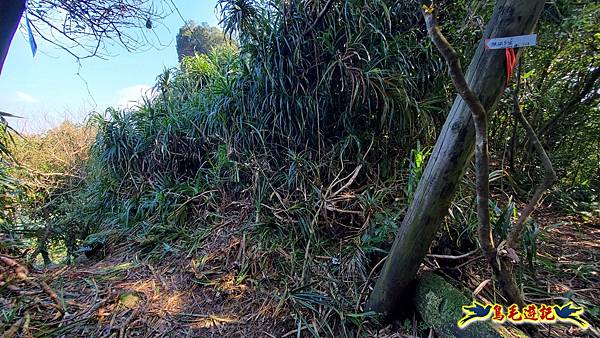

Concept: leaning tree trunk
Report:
left=0, top=0, right=26, bottom=76
left=367, top=0, right=545, bottom=314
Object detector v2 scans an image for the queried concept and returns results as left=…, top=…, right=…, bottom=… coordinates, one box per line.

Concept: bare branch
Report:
left=506, top=60, right=557, bottom=248
left=422, top=5, right=533, bottom=314
left=25, top=0, right=174, bottom=59
left=422, top=5, right=494, bottom=259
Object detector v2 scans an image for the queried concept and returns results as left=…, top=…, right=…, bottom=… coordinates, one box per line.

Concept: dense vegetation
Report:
left=1, top=0, right=598, bottom=336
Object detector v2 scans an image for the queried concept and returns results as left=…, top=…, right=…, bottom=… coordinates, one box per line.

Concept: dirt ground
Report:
left=1, top=209, right=598, bottom=337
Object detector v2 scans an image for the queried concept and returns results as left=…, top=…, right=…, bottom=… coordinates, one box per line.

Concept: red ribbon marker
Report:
left=484, top=34, right=537, bottom=85
left=505, top=47, right=516, bottom=85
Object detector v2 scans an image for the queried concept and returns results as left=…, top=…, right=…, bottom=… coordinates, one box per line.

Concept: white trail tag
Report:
left=485, top=34, right=537, bottom=50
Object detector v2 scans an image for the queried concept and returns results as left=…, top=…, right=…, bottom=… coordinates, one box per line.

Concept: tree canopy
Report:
left=175, top=21, right=230, bottom=61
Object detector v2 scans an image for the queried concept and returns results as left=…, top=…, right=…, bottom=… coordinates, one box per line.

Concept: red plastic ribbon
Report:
left=505, top=48, right=516, bottom=85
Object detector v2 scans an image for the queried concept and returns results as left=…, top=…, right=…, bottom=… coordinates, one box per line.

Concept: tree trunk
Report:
left=0, top=0, right=26, bottom=76
left=367, top=0, right=545, bottom=314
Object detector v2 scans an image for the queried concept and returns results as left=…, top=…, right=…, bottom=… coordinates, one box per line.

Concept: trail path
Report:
left=2, top=212, right=598, bottom=337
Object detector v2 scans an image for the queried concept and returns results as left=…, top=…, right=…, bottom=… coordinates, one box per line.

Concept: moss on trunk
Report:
left=414, top=273, right=528, bottom=338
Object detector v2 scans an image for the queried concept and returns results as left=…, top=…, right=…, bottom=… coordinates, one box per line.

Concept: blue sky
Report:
left=0, top=0, right=219, bottom=133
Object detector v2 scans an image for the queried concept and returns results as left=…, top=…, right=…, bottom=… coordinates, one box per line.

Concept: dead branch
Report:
left=119, top=307, right=141, bottom=338
left=506, top=60, right=557, bottom=248
left=0, top=254, right=65, bottom=315
left=1, top=317, right=23, bottom=338
left=427, top=248, right=479, bottom=260
left=422, top=4, right=530, bottom=312
left=0, top=254, right=29, bottom=280
left=422, top=5, right=494, bottom=261
left=25, top=0, right=173, bottom=60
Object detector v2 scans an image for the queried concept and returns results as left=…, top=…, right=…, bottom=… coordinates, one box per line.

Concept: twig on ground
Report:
left=427, top=249, right=479, bottom=260
left=119, top=307, right=141, bottom=338
left=2, top=317, right=24, bottom=338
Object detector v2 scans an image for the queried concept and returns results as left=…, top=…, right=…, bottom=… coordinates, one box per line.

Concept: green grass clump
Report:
left=59, top=1, right=480, bottom=335
left=4, top=0, right=487, bottom=335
